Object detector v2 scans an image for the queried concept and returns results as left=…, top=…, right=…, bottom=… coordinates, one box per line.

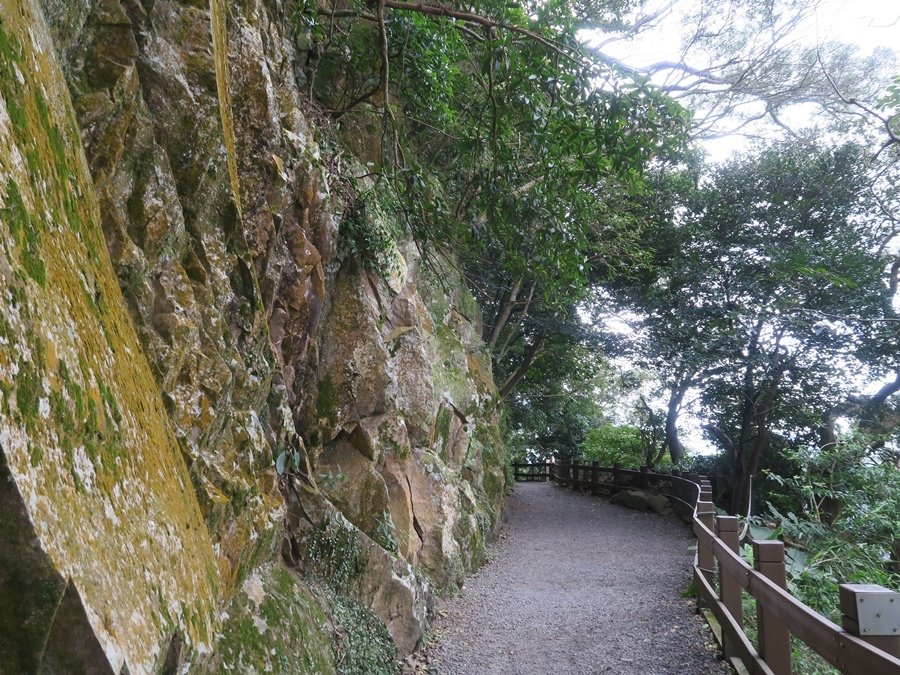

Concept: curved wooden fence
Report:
left=514, top=460, right=900, bottom=675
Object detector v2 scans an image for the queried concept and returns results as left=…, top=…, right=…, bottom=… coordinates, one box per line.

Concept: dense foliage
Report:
left=294, top=0, right=900, bottom=633
left=626, top=142, right=898, bottom=511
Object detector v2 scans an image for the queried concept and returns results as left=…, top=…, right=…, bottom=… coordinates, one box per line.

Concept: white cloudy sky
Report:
left=588, top=0, right=900, bottom=161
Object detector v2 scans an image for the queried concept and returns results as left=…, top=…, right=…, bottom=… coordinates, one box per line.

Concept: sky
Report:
left=587, top=0, right=900, bottom=162
left=597, top=0, right=900, bottom=67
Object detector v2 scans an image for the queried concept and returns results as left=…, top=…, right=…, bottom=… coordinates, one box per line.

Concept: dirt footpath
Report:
left=425, top=482, right=731, bottom=675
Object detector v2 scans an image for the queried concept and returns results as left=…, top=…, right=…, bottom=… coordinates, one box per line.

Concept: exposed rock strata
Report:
left=0, top=0, right=507, bottom=672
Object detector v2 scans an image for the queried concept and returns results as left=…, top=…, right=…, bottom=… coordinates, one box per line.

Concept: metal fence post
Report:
left=753, top=540, right=792, bottom=675
left=839, top=583, right=900, bottom=658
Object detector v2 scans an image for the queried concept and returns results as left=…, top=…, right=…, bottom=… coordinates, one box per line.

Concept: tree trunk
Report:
left=487, top=277, right=522, bottom=353
left=499, top=333, right=546, bottom=399
left=730, top=363, right=786, bottom=515
left=497, top=281, right=536, bottom=362
left=727, top=320, right=765, bottom=513
left=664, top=385, right=688, bottom=465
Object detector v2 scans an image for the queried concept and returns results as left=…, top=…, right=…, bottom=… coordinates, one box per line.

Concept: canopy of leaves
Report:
left=300, top=0, right=691, bottom=307
left=582, top=423, right=644, bottom=466
left=295, top=0, right=899, bottom=522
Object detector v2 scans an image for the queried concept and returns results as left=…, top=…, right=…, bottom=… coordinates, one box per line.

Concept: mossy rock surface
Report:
left=199, top=565, right=337, bottom=675
left=1, top=0, right=508, bottom=670
left=0, top=2, right=219, bottom=671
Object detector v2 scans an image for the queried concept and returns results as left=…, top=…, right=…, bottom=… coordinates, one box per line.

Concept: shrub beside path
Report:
left=424, top=482, right=731, bottom=675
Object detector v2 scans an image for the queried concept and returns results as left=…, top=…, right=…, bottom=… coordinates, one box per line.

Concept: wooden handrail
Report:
left=513, top=461, right=900, bottom=674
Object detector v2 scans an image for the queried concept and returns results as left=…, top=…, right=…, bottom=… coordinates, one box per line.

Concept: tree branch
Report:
left=488, top=277, right=523, bottom=352
left=500, top=333, right=547, bottom=399
left=817, top=50, right=900, bottom=156
left=382, top=0, right=582, bottom=65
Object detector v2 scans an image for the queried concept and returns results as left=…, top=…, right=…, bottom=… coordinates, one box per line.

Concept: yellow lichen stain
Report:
left=198, top=391, right=214, bottom=429
left=44, top=336, right=58, bottom=375
left=0, top=2, right=221, bottom=673
left=209, top=0, right=242, bottom=220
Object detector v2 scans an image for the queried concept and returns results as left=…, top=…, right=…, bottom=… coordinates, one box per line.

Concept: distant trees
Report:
left=583, top=422, right=653, bottom=467
left=503, top=342, right=613, bottom=461
left=626, top=142, right=898, bottom=512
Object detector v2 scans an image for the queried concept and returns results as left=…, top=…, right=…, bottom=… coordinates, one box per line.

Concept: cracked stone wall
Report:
left=0, top=0, right=507, bottom=672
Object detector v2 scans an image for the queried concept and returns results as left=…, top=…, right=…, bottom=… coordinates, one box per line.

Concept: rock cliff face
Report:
left=0, top=1, right=506, bottom=672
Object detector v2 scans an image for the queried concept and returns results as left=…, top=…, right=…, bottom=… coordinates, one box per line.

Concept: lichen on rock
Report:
left=1, top=0, right=507, bottom=670
left=0, top=2, right=219, bottom=671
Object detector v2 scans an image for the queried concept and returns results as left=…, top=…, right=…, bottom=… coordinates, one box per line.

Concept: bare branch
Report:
left=383, top=0, right=583, bottom=65
left=817, top=49, right=900, bottom=155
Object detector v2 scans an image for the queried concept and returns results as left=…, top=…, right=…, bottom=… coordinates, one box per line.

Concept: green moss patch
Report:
left=306, top=515, right=366, bottom=594
left=209, top=565, right=336, bottom=674
left=302, top=516, right=401, bottom=673
left=330, top=594, right=398, bottom=675
left=317, top=373, right=339, bottom=426
left=2, top=180, right=46, bottom=286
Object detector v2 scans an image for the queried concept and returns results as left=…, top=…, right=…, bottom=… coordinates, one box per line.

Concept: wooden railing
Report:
left=512, top=462, right=552, bottom=481
left=514, top=460, right=900, bottom=674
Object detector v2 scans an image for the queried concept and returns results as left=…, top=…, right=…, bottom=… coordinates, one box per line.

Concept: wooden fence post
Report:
left=639, top=465, right=648, bottom=488
left=717, top=515, right=742, bottom=658
left=513, top=462, right=520, bottom=482
left=752, top=540, right=791, bottom=675
left=591, top=461, right=599, bottom=495
left=613, top=463, right=621, bottom=490
left=699, top=476, right=713, bottom=504
left=839, top=583, right=900, bottom=658
left=695, top=500, right=716, bottom=591
left=571, top=460, right=579, bottom=491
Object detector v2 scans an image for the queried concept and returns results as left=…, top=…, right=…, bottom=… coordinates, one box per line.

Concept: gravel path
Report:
left=425, top=482, right=731, bottom=675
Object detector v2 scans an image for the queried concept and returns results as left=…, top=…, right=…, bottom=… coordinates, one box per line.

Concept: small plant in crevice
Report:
left=290, top=0, right=326, bottom=45
left=373, top=508, right=403, bottom=554
left=319, top=466, right=347, bottom=493
left=338, top=189, right=400, bottom=276
left=275, top=446, right=302, bottom=476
